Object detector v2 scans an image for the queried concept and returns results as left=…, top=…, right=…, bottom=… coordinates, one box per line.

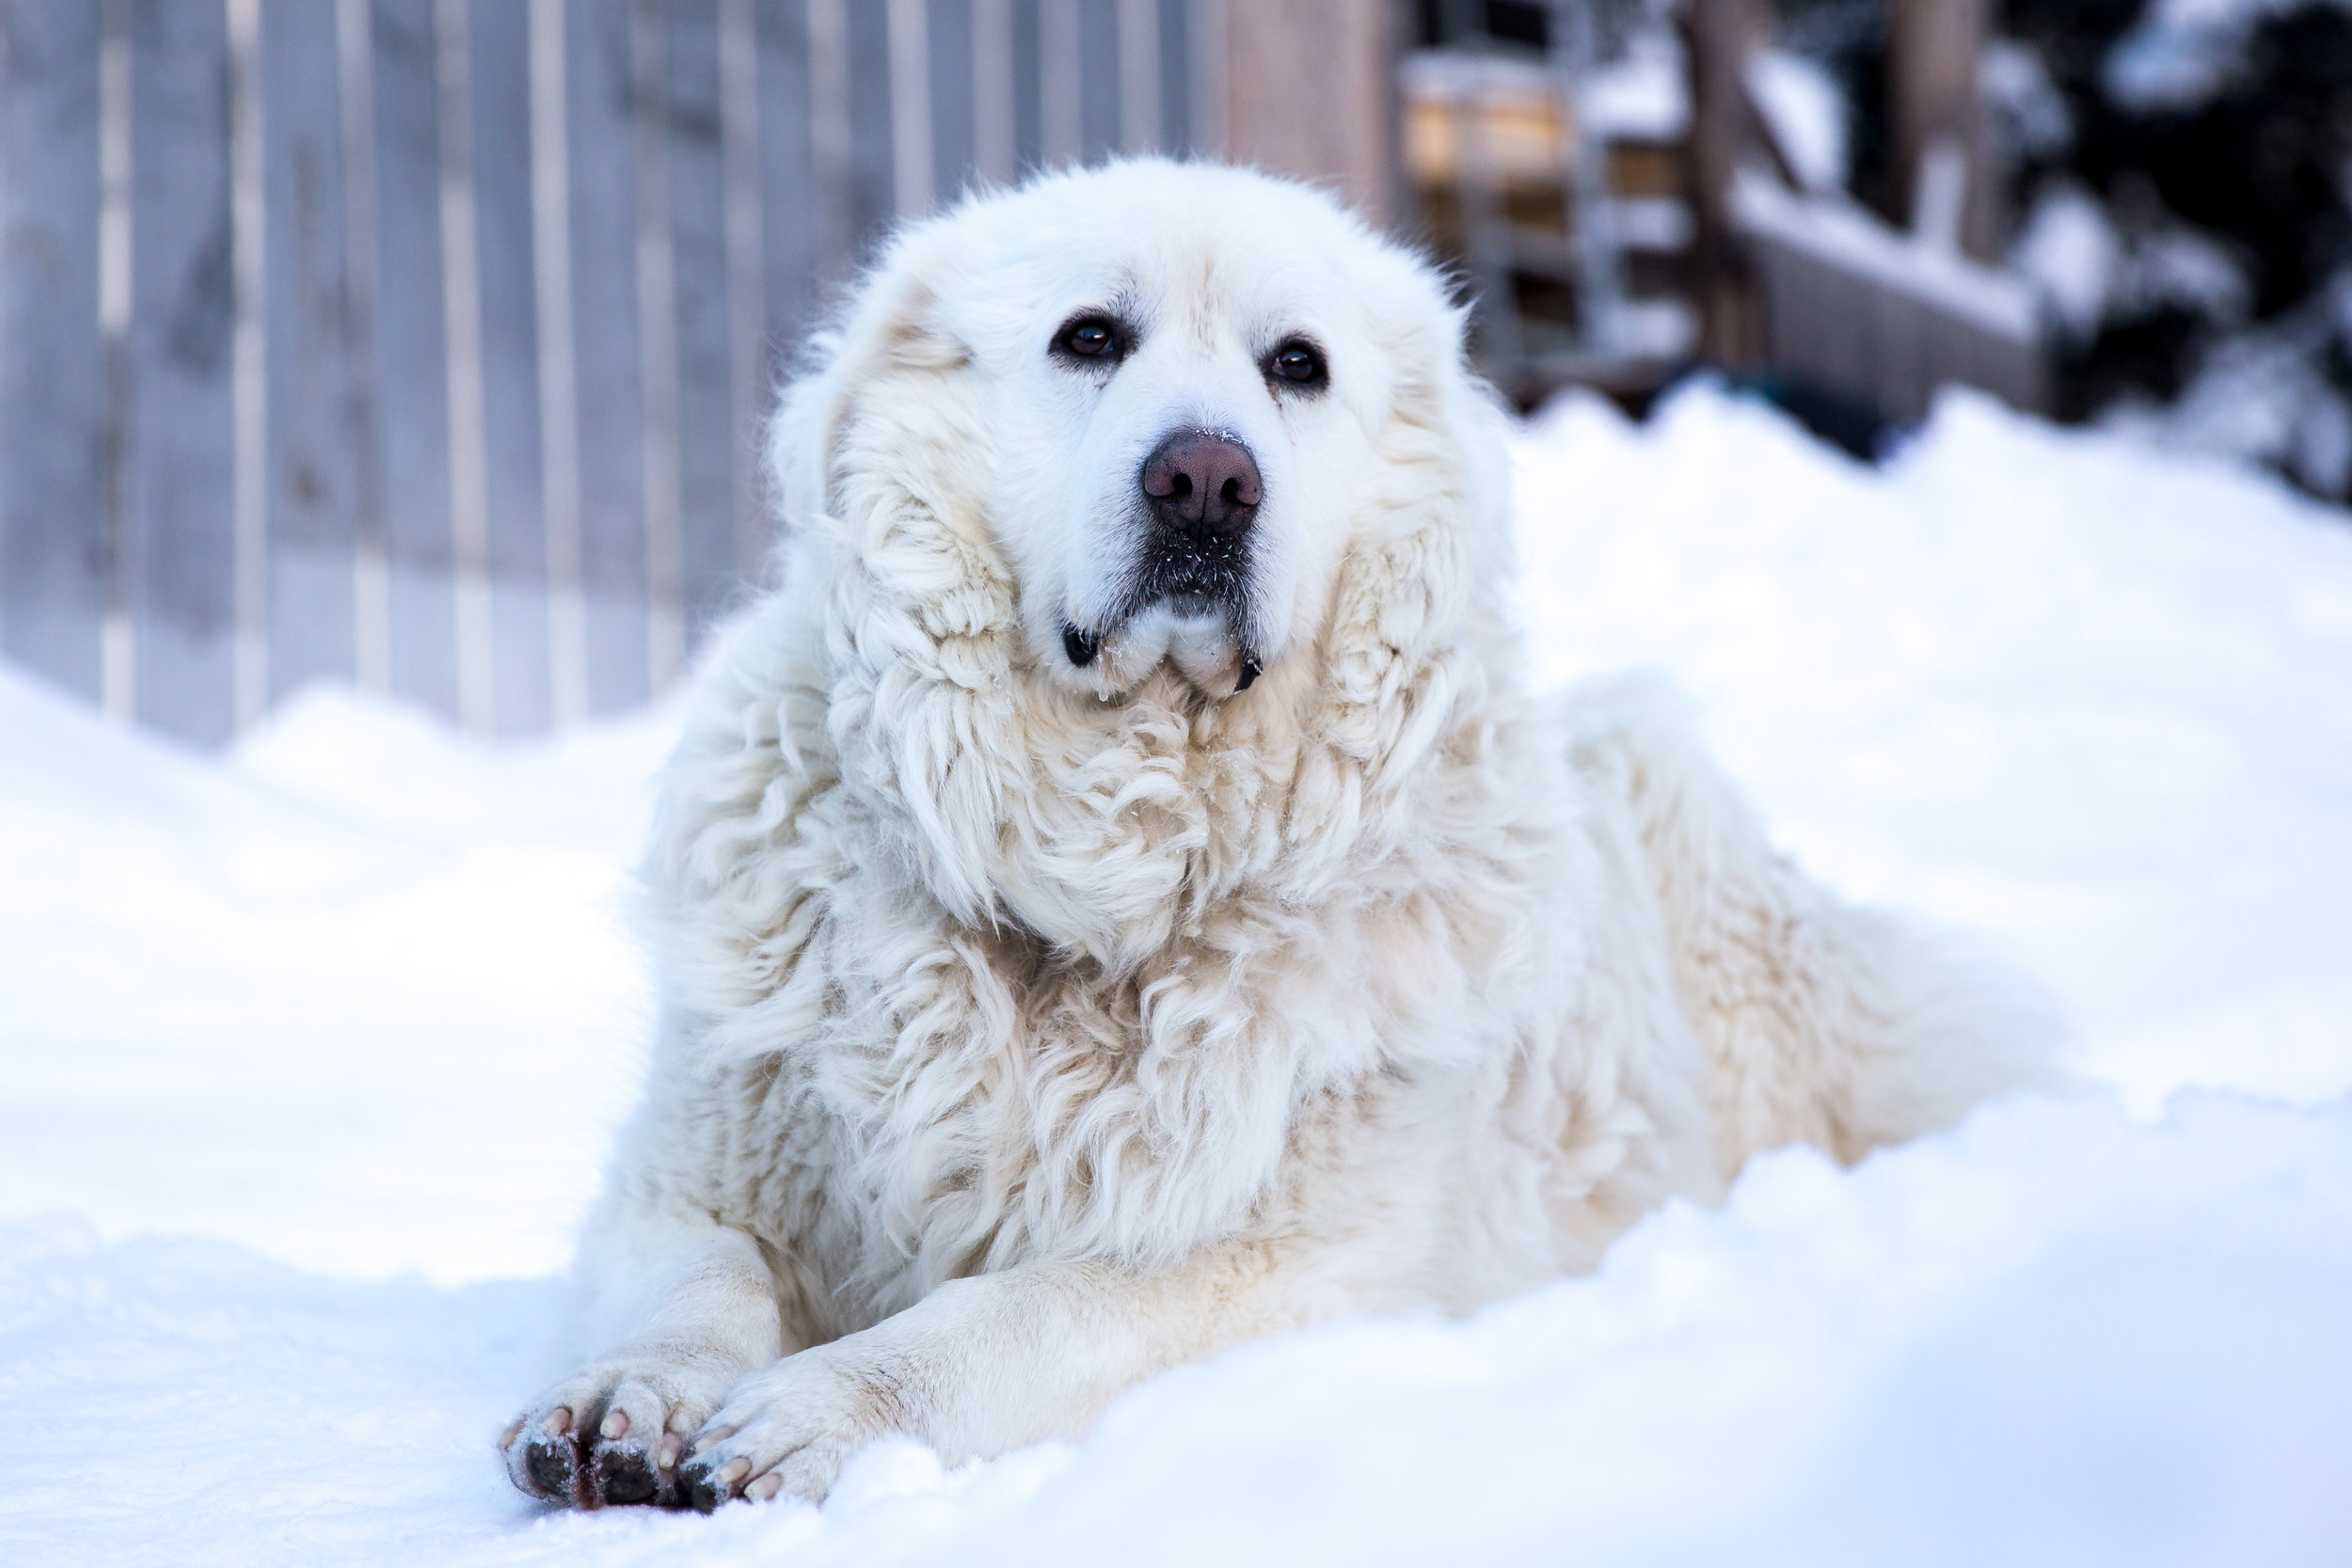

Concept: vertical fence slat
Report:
left=1011, top=0, right=1041, bottom=169
left=803, top=0, right=850, bottom=277
left=753, top=0, right=814, bottom=388
left=1075, top=0, right=1117, bottom=162
left=1038, top=0, right=1076, bottom=166
left=469, top=0, right=550, bottom=731
left=665, top=0, right=739, bottom=652
left=629, top=0, right=682, bottom=690
left=718, top=0, right=766, bottom=578
left=929, top=0, right=977, bottom=200
left=0, top=0, right=107, bottom=702
left=261, top=0, right=358, bottom=705
left=335, top=0, right=389, bottom=696
left=368, top=0, right=459, bottom=721
left=565, top=0, right=650, bottom=713
left=526, top=0, right=584, bottom=723
left=846, top=0, right=895, bottom=247
left=1116, top=0, right=1154, bottom=154
left=1186, top=0, right=1222, bottom=159
left=884, top=0, right=930, bottom=221
left=1156, top=0, right=1189, bottom=151
left=972, top=0, right=1014, bottom=185
left=127, top=0, right=236, bottom=745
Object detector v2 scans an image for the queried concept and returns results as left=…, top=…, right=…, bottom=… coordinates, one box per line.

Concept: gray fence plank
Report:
left=127, top=0, right=236, bottom=745
left=929, top=0, right=977, bottom=200
left=467, top=0, right=550, bottom=732
left=846, top=0, right=895, bottom=245
left=1011, top=0, right=1041, bottom=170
left=566, top=0, right=651, bottom=712
left=368, top=0, right=458, bottom=721
left=261, top=0, right=358, bottom=704
left=0, top=0, right=107, bottom=703
left=755, top=0, right=817, bottom=388
left=6, top=0, right=1221, bottom=740
left=664, top=0, right=740, bottom=651
left=1156, top=0, right=1188, bottom=150
left=718, top=0, right=767, bottom=578
left=1076, top=0, right=1116, bottom=162
left=972, top=0, right=1015, bottom=185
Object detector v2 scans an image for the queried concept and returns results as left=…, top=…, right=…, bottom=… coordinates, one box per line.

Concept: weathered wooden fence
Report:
left=0, top=0, right=1216, bottom=741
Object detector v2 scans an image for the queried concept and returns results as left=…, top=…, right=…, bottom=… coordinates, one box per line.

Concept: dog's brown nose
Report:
left=1140, top=430, right=1262, bottom=538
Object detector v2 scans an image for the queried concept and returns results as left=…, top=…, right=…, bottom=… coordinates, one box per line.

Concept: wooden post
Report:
left=1887, top=0, right=1997, bottom=260
left=1210, top=0, right=1398, bottom=228
left=1681, top=0, right=1762, bottom=365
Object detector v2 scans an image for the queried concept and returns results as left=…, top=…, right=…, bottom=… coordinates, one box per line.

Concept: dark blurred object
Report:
left=1407, top=0, right=2049, bottom=427
left=1725, top=366, right=1901, bottom=456
left=1785, top=0, right=2352, bottom=501
left=2010, top=1, right=2352, bottom=318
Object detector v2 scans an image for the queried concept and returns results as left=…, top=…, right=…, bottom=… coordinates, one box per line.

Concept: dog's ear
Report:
left=1315, top=276, right=1517, bottom=773
left=764, top=238, right=970, bottom=553
left=763, top=231, right=1024, bottom=928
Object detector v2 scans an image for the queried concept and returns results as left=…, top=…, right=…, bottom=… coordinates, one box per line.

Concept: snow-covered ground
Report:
left=5, top=385, right=2348, bottom=1565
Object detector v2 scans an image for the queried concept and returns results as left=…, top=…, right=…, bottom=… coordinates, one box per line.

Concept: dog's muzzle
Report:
left=1059, top=428, right=1265, bottom=688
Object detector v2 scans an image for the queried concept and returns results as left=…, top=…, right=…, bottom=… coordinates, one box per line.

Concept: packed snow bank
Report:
left=3, top=384, right=2348, bottom=1565
left=1516, top=387, right=2352, bottom=1113
left=0, top=675, right=675, bottom=1285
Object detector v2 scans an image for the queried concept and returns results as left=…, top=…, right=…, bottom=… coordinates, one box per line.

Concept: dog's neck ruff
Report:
left=811, top=346, right=1511, bottom=974
left=642, top=230, right=1564, bottom=1300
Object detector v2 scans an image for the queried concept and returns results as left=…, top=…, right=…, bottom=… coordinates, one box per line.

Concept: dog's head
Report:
left=775, top=160, right=1506, bottom=699
left=767, top=161, right=1514, bottom=949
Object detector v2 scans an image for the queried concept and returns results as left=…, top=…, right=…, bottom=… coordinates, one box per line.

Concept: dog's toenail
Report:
left=542, top=1407, right=571, bottom=1434
left=746, top=1473, right=783, bottom=1501
left=658, top=1434, right=683, bottom=1469
left=600, top=1410, right=628, bottom=1439
left=718, top=1457, right=751, bottom=1485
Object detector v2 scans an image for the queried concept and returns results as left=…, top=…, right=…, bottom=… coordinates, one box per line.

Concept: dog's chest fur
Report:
left=640, top=595, right=1686, bottom=1343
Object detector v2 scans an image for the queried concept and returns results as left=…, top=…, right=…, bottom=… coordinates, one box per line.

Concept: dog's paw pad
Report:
left=677, top=1454, right=751, bottom=1513
left=523, top=1432, right=578, bottom=1500
left=596, top=1443, right=660, bottom=1507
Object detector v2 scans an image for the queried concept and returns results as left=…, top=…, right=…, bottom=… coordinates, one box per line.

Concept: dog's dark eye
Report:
left=1054, top=314, right=1124, bottom=366
left=1269, top=339, right=1327, bottom=390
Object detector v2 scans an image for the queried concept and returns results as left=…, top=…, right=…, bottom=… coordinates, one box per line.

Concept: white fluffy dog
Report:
left=501, top=160, right=2049, bottom=1512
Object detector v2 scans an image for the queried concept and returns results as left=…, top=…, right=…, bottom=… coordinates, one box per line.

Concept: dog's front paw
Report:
left=675, top=1347, right=909, bottom=1510
left=500, top=1345, right=741, bottom=1510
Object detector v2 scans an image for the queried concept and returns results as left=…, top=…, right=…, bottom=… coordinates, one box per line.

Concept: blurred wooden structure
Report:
left=0, top=0, right=1246, bottom=744
left=1405, top=0, right=2047, bottom=420
left=1400, top=20, right=1695, bottom=401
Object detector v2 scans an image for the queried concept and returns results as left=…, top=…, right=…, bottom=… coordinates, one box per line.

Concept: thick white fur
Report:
left=500, top=160, right=2053, bottom=1512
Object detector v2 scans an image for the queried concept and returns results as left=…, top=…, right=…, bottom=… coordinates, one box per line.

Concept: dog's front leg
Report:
left=676, top=1243, right=1303, bottom=1508
left=502, top=1200, right=785, bottom=1509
